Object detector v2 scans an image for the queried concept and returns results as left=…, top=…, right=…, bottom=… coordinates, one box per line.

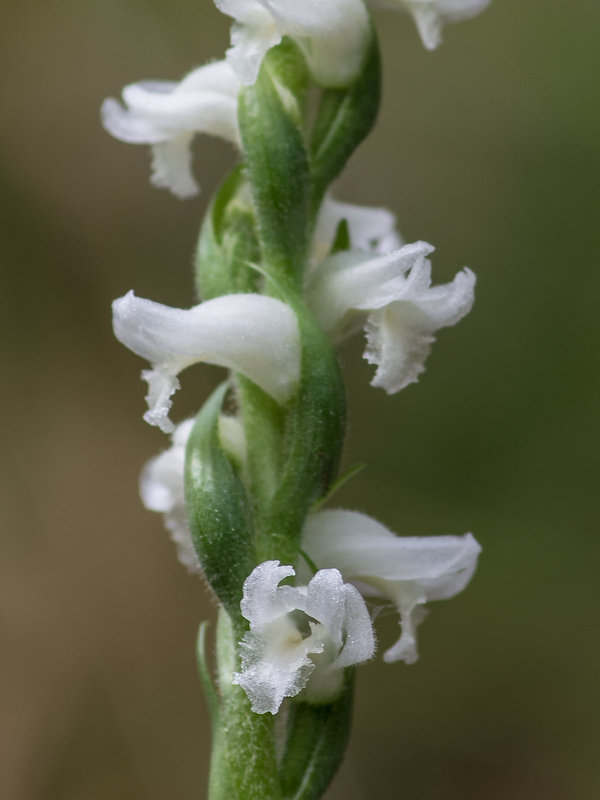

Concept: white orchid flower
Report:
left=306, top=241, right=475, bottom=393
left=302, top=509, right=481, bottom=664
left=373, top=0, right=490, bottom=50
left=112, top=291, right=300, bottom=433
left=101, top=60, right=241, bottom=198
left=140, top=418, right=201, bottom=573
left=311, top=195, right=402, bottom=267
left=232, top=561, right=375, bottom=714
left=214, top=0, right=371, bottom=88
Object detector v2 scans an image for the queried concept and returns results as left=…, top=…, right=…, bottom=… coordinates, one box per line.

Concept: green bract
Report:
left=185, top=383, right=255, bottom=614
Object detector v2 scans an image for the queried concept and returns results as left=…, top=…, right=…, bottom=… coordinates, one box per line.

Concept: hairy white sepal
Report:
left=232, top=561, right=375, bottom=714
left=302, top=509, right=481, bottom=664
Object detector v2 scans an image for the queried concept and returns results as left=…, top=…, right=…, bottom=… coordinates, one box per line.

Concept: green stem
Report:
left=208, top=609, right=282, bottom=800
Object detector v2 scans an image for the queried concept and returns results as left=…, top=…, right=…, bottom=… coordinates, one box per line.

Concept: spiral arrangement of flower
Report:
left=103, top=2, right=489, bottom=797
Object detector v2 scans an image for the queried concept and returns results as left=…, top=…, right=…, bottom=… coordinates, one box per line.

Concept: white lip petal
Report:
left=364, top=265, right=475, bottom=393
left=112, top=291, right=301, bottom=432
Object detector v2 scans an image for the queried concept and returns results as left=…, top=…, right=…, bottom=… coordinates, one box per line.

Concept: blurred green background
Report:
left=1, top=1, right=599, bottom=798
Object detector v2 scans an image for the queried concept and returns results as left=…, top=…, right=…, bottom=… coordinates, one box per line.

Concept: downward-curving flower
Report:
left=112, top=291, right=300, bottom=433
left=101, top=60, right=241, bottom=198
left=306, top=241, right=475, bottom=394
left=233, top=561, right=375, bottom=714
left=373, top=0, right=490, bottom=50
left=302, top=509, right=481, bottom=664
left=215, top=0, right=371, bottom=88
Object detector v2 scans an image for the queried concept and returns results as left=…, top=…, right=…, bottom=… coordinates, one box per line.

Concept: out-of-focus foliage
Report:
left=1, top=1, right=598, bottom=798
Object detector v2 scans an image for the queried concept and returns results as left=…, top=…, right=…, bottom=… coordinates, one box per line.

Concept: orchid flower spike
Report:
left=306, top=241, right=475, bottom=393
left=214, top=0, right=371, bottom=88
left=374, top=0, right=490, bottom=50
left=233, top=561, right=375, bottom=714
left=302, top=509, right=481, bottom=664
left=311, top=195, right=403, bottom=267
left=101, top=60, right=241, bottom=198
left=112, top=291, right=300, bottom=433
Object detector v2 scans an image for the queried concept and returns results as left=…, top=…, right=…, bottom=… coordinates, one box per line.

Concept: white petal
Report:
left=150, top=134, right=199, bottom=199
left=104, top=62, right=240, bottom=142
left=410, top=4, right=444, bottom=49
left=112, top=292, right=301, bottom=432
left=303, top=510, right=481, bottom=664
left=312, top=196, right=402, bottom=265
left=101, top=97, right=170, bottom=144
left=304, top=510, right=480, bottom=584
left=304, top=568, right=347, bottom=652
left=364, top=266, right=475, bottom=394
left=139, top=418, right=201, bottom=573
left=176, top=60, right=241, bottom=97
left=302, top=569, right=375, bottom=702
left=290, top=0, right=371, bottom=88
left=373, top=0, right=490, bottom=50
left=239, top=560, right=303, bottom=627
left=382, top=606, right=428, bottom=664
left=101, top=61, right=240, bottom=196
left=121, top=84, right=240, bottom=142
left=307, top=243, right=433, bottom=341
left=336, top=583, right=376, bottom=667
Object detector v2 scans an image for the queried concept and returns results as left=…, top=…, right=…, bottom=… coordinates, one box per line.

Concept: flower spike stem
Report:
left=106, top=1, right=488, bottom=797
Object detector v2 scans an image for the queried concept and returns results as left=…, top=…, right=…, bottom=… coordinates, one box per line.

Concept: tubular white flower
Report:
left=140, top=418, right=202, bottom=573
left=311, top=195, right=402, bottom=267
left=302, top=509, right=481, bottom=664
left=214, top=0, right=371, bottom=88
left=232, top=561, right=375, bottom=714
left=306, top=242, right=475, bottom=393
left=112, top=291, right=301, bottom=433
left=101, top=61, right=241, bottom=198
left=373, top=0, right=490, bottom=50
